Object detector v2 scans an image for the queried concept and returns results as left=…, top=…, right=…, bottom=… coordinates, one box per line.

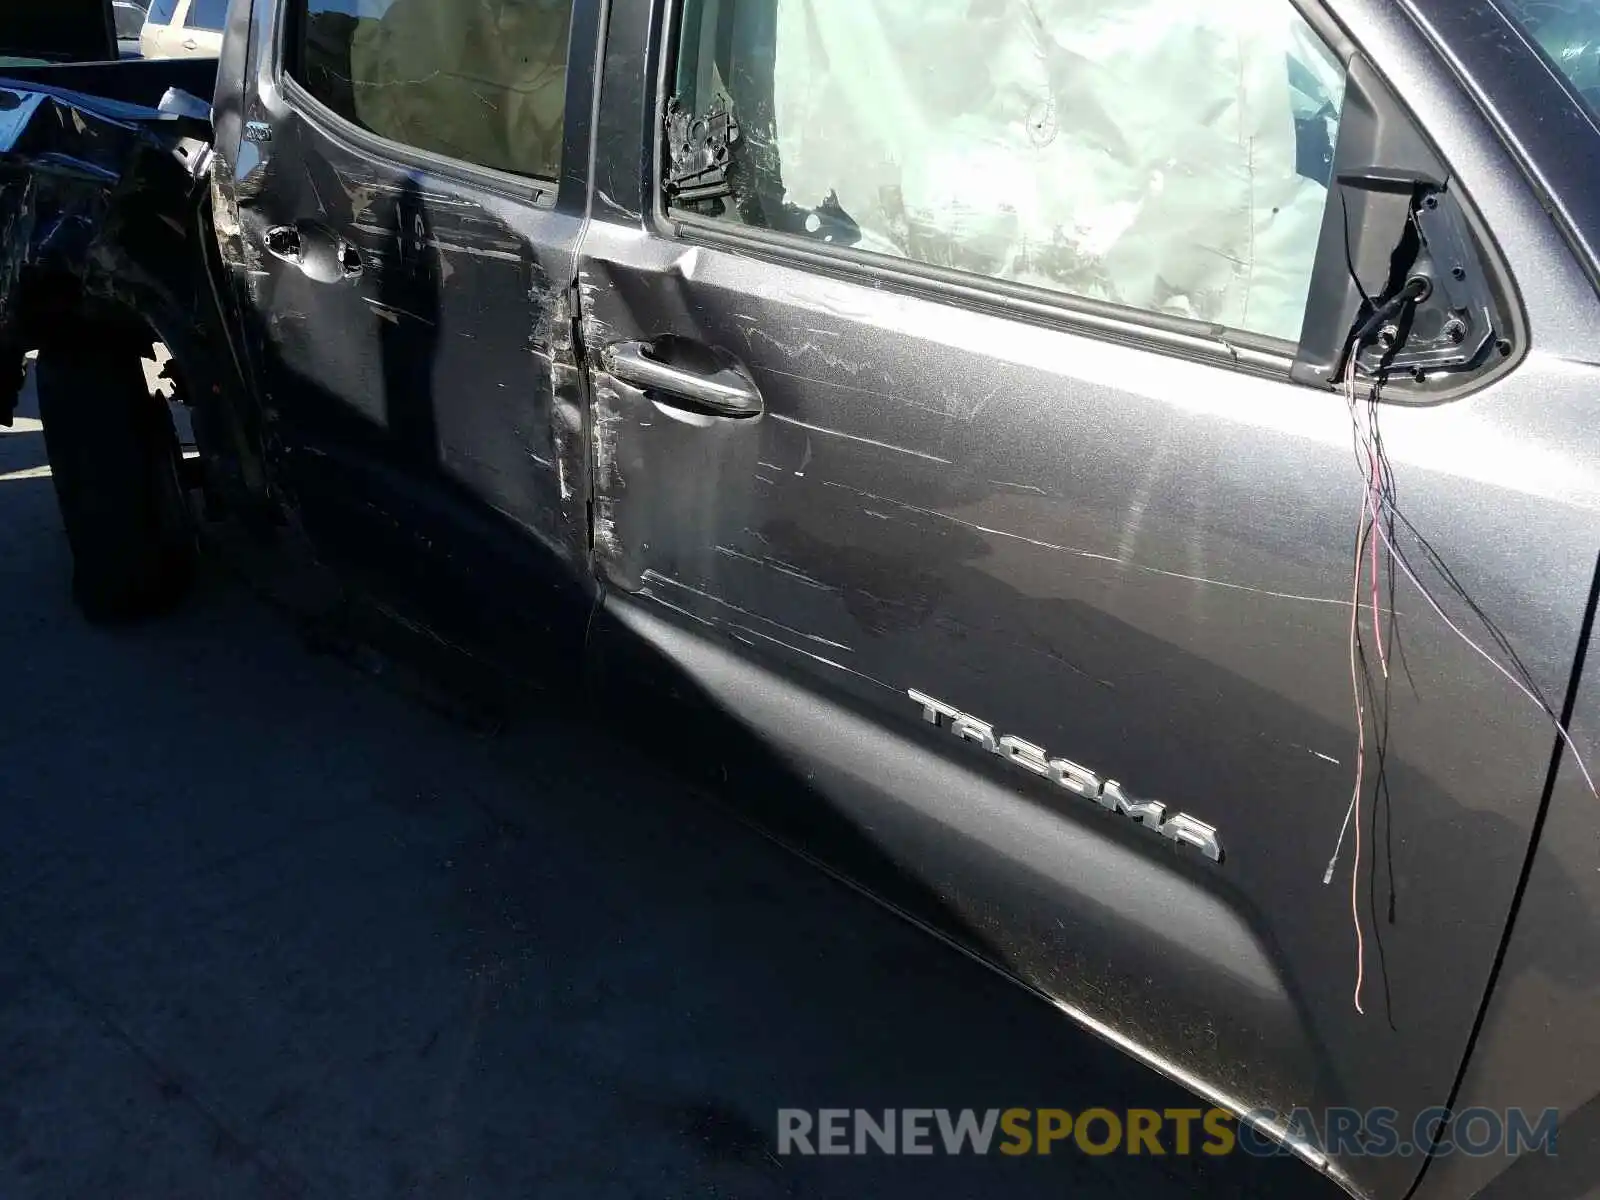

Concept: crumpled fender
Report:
left=0, top=78, right=213, bottom=425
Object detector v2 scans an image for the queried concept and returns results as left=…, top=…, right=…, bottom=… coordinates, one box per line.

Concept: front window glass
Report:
left=667, top=0, right=1347, bottom=343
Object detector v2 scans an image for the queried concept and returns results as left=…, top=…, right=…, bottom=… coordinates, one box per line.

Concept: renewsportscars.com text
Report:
left=776, top=1106, right=1560, bottom=1159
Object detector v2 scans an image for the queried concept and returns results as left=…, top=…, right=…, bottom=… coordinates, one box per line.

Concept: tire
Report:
left=35, top=343, right=196, bottom=623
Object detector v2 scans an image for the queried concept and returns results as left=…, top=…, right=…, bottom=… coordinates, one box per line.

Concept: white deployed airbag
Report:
left=763, top=0, right=1343, bottom=341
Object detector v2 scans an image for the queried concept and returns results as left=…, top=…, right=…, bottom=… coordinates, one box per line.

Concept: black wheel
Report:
left=35, top=342, right=196, bottom=623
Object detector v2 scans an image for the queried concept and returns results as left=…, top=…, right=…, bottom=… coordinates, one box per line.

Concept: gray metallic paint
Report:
left=220, top=0, right=600, bottom=652
left=1384, top=4, right=1600, bottom=1198
left=580, top=1, right=1600, bottom=1197
left=185, top=0, right=1600, bottom=1196
left=17, top=4, right=1596, bottom=1194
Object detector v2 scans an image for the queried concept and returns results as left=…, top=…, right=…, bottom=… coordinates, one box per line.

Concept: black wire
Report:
left=1336, top=188, right=1569, bottom=1036
left=1342, top=353, right=1549, bottom=715
left=1339, top=190, right=1375, bottom=310
left=1365, top=370, right=1404, bottom=930
left=1369, top=380, right=1408, bottom=928
left=1384, top=505, right=1552, bottom=710
left=1377, top=451, right=1403, bottom=925
left=1352, top=345, right=1540, bottom=700
left=1335, top=199, right=1561, bottom=1026
left=1366, top=373, right=1416, bottom=698
left=1343, top=323, right=1569, bottom=1037
left=1352, top=277, right=1431, bottom=346
left=1355, top=597, right=1401, bottom=1032
left=1350, top=505, right=1401, bottom=1031
left=1345, top=369, right=1403, bottom=1030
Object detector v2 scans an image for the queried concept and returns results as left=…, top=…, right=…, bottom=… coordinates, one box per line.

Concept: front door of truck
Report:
left=233, top=0, right=596, bottom=656
left=578, top=0, right=1600, bottom=1193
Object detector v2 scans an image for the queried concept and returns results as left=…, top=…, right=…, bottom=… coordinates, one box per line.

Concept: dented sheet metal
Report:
left=0, top=82, right=207, bottom=172
left=0, top=78, right=213, bottom=420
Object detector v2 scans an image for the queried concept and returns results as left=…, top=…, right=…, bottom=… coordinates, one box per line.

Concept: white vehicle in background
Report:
left=139, top=0, right=223, bottom=59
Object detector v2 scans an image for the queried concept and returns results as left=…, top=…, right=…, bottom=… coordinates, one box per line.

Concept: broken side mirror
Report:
left=1292, top=54, right=1516, bottom=397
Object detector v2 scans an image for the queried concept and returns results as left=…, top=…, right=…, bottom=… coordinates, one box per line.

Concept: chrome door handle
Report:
left=182, top=38, right=198, bottom=50
left=601, top=341, right=762, bottom=418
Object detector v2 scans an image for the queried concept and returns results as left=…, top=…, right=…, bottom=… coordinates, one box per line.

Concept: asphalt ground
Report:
left=0, top=362, right=1336, bottom=1198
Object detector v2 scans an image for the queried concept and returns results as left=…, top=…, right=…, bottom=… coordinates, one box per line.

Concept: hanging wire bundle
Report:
left=1326, top=306, right=1597, bottom=1016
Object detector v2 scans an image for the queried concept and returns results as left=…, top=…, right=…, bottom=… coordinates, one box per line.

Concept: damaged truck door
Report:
left=574, top=3, right=1587, bottom=1198
left=7, top=0, right=1600, bottom=1194
left=231, top=0, right=595, bottom=650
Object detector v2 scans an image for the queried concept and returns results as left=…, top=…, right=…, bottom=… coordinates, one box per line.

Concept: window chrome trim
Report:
left=664, top=210, right=1297, bottom=377
left=276, top=74, right=558, bottom=208
left=644, top=0, right=1304, bottom=382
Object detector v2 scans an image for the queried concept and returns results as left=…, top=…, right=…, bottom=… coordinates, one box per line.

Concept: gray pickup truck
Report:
left=2, top=1, right=1599, bottom=1197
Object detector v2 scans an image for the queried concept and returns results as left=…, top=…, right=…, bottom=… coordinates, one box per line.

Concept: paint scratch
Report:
left=822, top=481, right=1370, bottom=609
left=771, top=414, right=952, bottom=465
left=715, top=545, right=836, bottom=592
left=642, top=570, right=854, bottom=652
left=726, top=623, right=895, bottom=693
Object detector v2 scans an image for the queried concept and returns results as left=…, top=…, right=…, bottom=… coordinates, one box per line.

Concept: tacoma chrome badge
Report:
left=908, top=690, right=1223, bottom=863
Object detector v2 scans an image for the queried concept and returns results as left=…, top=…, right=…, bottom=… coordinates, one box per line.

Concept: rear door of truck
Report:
left=224, top=0, right=599, bottom=664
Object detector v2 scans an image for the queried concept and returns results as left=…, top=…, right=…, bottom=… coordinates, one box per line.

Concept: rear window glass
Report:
left=289, top=0, right=571, bottom=180
left=147, top=0, right=180, bottom=23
